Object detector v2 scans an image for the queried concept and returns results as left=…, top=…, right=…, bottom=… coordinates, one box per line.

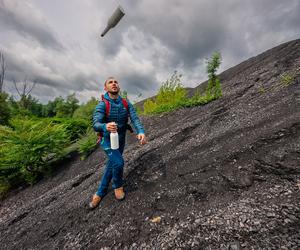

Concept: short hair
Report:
left=104, top=76, right=116, bottom=86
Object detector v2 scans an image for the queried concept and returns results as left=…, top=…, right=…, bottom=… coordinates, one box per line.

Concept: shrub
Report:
left=259, top=86, right=266, bottom=94
left=143, top=71, right=187, bottom=114
left=76, top=128, right=97, bottom=160
left=133, top=104, right=142, bottom=115
left=46, top=117, right=89, bottom=142
left=63, top=118, right=89, bottom=141
left=280, top=70, right=298, bottom=86
left=156, top=71, right=187, bottom=105
left=143, top=99, right=157, bottom=114
left=0, top=180, right=10, bottom=198
left=0, top=119, right=70, bottom=185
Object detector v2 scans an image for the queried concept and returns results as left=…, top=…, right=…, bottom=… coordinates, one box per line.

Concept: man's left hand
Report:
left=137, top=134, right=147, bottom=145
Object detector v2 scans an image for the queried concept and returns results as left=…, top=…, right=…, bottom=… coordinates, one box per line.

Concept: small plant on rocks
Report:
left=280, top=69, right=299, bottom=86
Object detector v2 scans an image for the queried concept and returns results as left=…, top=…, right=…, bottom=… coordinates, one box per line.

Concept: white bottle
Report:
left=110, top=131, right=119, bottom=150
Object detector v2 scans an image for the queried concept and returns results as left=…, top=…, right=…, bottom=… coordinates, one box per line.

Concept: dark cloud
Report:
left=248, top=0, right=300, bottom=36
left=97, top=27, right=123, bottom=57
left=69, top=73, right=99, bottom=92
left=0, top=1, right=64, bottom=51
left=98, top=1, right=231, bottom=70
left=99, top=0, right=300, bottom=72
left=1, top=0, right=300, bottom=104
left=121, top=71, right=158, bottom=96
left=3, top=50, right=63, bottom=87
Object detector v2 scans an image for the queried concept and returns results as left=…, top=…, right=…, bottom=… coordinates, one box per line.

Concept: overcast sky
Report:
left=0, top=0, right=299, bottom=104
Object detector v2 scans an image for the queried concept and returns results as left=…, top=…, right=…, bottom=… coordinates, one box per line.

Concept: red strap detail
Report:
left=121, top=98, right=129, bottom=112
left=96, top=134, right=102, bottom=144
left=101, top=94, right=110, bottom=117
left=96, top=131, right=103, bottom=144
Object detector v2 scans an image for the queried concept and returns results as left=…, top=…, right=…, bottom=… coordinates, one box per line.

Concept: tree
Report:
left=55, top=93, right=79, bottom=118
left=73, top=97, right=98, bottom=120
left=120, top=90, right=128, bottom=99
left=205, top=52, right=222, bottom=98
left=42, top=99, right=57, bottom=117
left=26, top=95, right=43, bottom=117
left=0, top=92, right=10, bottom=125
left=13, top=78, right=36, bottom=109
left=0, top=51, right=6, bottom=93
left=54, top=96, right=67, bottom=118
left=66, top=93, right=79, bottom=116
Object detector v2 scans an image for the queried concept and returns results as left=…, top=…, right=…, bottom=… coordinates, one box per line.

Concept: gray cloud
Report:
left=3, top=49, right=66, bottom=88
left=1, top=0, right=300, bottom=104
left=0, top=0, right=63, bottom=51
left=98, top=1, right=231, bottom=70
left=99, top=0, right=300, bottom=71
left=121, top=71, right=158, bottom=95
left=2, top=46, right=102, bottom=102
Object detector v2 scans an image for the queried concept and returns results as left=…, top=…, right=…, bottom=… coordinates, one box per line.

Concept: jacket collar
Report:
left=104, top=92, right=121, bottom=103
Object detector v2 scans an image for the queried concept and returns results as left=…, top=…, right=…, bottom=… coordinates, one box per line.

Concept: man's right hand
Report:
left=106, top=122, right=117, bottom=133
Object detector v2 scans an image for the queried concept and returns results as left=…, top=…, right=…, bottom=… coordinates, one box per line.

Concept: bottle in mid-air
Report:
left=101, top=5, right=125, bottom=37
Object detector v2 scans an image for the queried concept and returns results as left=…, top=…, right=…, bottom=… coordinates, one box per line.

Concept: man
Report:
left=90, top=77, right=147, bottom=209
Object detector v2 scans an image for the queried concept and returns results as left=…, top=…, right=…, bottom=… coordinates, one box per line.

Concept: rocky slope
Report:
left=1, top=39, right=300, bottom=249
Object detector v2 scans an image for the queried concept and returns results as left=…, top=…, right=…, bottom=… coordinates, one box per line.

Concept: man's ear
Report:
left=104, top=84, right=107, bottom=91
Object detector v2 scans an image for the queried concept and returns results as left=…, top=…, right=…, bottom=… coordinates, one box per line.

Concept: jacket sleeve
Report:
left=92, top=102, right=107, bottom=133
left=128, top=101, right=145, bottom=135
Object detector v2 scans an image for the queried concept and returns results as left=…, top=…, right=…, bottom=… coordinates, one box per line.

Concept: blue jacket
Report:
left=93, top=92, right=145, bottom=150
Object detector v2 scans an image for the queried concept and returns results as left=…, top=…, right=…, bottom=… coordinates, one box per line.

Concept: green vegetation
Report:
left=76, top=128, right=98, bottom=160
left=46, top=117, right=89, bottom=142
left=0, top=92, right=10, bottom=125
left=143, top=52, right=222, bottom=114
left=143, top=71, right=187, bottom=114
left=53, top=93, right=79, bottom=118
left=0, top=91, right=100, bottom=197
left=258, top=86, right=266, bottom=94
left=0, top=119, right=70, bottom=186
left=120, top=90, right=128, bottom=99
left=257, top=68, right=299, bottom=94
left=205, top=52, right=222, bottom=98
left=280, top=70, right=298, bottom=86
left=73, top=97, right=98, bottom=120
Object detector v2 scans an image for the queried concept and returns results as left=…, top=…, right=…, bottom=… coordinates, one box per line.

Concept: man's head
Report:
left=104, top=77, right=120, bottom=96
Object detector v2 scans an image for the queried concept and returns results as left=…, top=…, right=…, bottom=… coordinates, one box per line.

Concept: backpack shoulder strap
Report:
left=121, top=98, right=129, bottom=113
left=101, top=94, right=110, bottom=117
left=121, top=98, right=134, bottom=133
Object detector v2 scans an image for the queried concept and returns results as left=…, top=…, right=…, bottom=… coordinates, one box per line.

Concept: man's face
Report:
left=105, top=78, right=120, bottom=95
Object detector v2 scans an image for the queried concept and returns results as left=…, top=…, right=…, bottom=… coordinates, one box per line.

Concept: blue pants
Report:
left=96, top=142, right=125, bottom=197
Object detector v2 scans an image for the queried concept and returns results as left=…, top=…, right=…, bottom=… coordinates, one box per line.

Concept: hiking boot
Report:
left=114, top=187, right=125, bottom=200
left=89, top=194, right=101, bottom=209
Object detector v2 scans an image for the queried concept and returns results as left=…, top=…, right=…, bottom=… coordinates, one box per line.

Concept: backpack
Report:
left=96, top=95, right=133, bottom=144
